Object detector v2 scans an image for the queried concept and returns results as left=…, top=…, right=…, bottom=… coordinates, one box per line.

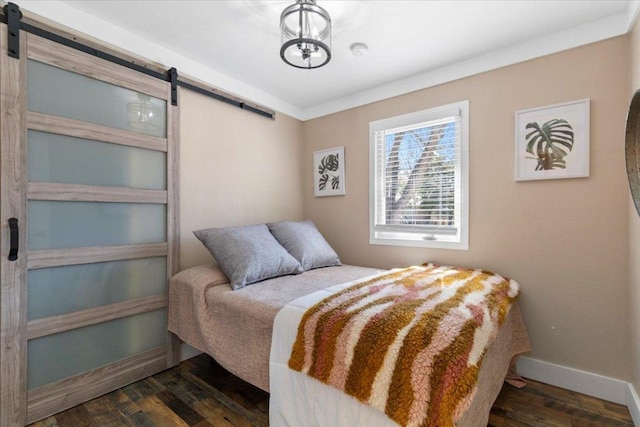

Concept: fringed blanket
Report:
left=288, top=263, right=520, bottom=427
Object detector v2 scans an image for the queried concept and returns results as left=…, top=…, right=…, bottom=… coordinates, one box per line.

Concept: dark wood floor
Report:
left=28, top=354, right=634, bottom=427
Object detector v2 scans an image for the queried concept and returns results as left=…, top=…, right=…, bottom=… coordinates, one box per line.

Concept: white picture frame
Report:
left=515, top=99, right=590, bottom=181
left=313, top=147, right=346, bottom=197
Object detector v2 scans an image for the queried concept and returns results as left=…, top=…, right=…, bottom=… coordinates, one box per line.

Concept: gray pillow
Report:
left=193, top=224, right=303, bottom=290
left=268, top=220, right=341, bottom=271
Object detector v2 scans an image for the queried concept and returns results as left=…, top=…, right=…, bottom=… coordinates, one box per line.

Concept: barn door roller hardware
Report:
left=168, top=67, right=178, bottom=106
left=3, top=2, right=21, bottom=59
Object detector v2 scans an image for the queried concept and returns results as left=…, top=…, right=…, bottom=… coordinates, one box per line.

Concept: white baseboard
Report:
left=628, top=383, right=640, bottom=426
left=516, top=356, right=629, bottom=405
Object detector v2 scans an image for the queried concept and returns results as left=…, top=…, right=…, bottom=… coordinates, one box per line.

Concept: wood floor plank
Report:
left=571, top=411, right=634, bottom=427
left=170, top=360, right=255, bottom=427
left=604, top=399, right=636, bottom=417
left=143, top=377, right=167, bottom=393
left=82, top=393, right=131, bottom=427
left=136, top=394, right=189, bottom=427
left=27, top=353, right=634, bottom=427
left=501, top=418, right=539, bottom=427
left=52, top=405, right=97, bottom=427
left=488, top=412, right=505, bottom=427
left=493, top=384, right=573, bottom=427
left=521, top=379, right=631, bottom=423
left=154, top=370, right=201, bottom=406
left=155, top=389, right=209, bottom=427
left=152, top=368, right=249, bottom=427
left=122, top=378, right=164, bottom=403
left=182, top=360, right=269, bottom=416
left=28, top=417, right=58, bottom=427
left=107, top=390, right=142, bottom=419
left=181, top=370, right=269, bottom=427
left=125, top=411, right=157, bottom=427
left=41, top=418, right=59, bottom=427
left=192, top=396, right=256, bottom=427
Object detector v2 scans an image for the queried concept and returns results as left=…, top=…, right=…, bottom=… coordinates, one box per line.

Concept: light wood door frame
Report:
left=0, top=27, right=180, bottom=426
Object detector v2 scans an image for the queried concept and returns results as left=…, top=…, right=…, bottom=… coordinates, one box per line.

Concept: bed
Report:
left=168, top=263, right=531, bottom=427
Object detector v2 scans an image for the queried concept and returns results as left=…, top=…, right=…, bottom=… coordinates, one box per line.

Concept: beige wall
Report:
left=303, top=37, right=631, bottom=380
left=630, top=19, right=640, bottom=394
left=631, top=202, right=640, bottom=392
left=180, top=88, right=304, bottom=269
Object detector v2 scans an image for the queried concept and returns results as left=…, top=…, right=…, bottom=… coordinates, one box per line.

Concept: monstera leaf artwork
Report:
left=314, top=147, right=345, bottom=196
left=525, top=119, right=575, bottom=171
left=515, top=99, right=589, bottom=181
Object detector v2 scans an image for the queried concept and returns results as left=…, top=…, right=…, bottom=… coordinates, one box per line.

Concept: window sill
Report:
left=369, top=233, right=468, bottom=250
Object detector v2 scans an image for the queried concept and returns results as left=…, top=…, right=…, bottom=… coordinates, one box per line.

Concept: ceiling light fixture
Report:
left=280, top=0, right=331, bottom=69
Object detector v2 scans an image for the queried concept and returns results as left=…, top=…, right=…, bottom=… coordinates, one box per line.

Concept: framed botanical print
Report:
left=515, top=99, right=590, bottom=181
left=313, top=147, right=345, bottom=197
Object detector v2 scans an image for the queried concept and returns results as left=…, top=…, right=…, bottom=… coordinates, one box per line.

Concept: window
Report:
left=369, top=100, right=469, bottom=250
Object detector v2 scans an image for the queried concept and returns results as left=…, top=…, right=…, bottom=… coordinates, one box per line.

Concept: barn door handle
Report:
left=8, top=218, right=18, bottom=261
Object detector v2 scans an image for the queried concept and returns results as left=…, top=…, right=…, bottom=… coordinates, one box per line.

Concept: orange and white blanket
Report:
left=283, top=263, right=519, bottom=427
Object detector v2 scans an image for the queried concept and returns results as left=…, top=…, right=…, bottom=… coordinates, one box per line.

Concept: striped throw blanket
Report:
left=288, top=263, right=519, bottom=427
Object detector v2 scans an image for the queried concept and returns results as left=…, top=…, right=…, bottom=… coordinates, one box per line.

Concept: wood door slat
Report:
left=28, top=182, right=167, bottom=204
left=27, top=243, right=168, bottom=269
left=26, top=33, right=167, bottom=100
left=27, top=111, right=168, bottom=152
left=27, top=347, right=168, bottom=424
left=27, top=294, right=167, bottom=340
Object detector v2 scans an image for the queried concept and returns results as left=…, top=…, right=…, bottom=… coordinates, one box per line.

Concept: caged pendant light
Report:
left=280, top=0, right=331, bottom=69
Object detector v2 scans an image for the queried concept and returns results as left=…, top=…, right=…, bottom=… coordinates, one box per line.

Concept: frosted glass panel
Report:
left=28, top=130, right=166, bottom=190
left=28, top=257, right=167, bottom=320
left=28, top=309, right=166, bottom=389
left=28, top=60, right=166, bottom=138
left=28, top=201, right=166, bottom=250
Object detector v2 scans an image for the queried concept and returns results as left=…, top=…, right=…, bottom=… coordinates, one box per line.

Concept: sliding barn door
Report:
left=1, top=25, right=179, bottom=426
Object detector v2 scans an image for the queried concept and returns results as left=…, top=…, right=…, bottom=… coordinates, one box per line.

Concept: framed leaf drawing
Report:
left=314, top=147, right=346, bottom=197
left=515, top=99, right=590, bottom=181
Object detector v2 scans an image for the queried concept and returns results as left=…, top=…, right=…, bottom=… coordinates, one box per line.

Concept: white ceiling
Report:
left=18, top=1, right=640, bottom=120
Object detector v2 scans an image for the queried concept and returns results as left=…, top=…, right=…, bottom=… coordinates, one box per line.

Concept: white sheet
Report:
left=269, top=275, right=400, bottom=427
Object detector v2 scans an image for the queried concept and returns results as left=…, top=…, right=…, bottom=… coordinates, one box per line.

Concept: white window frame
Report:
left=369, top=100, right=469, bottom=250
